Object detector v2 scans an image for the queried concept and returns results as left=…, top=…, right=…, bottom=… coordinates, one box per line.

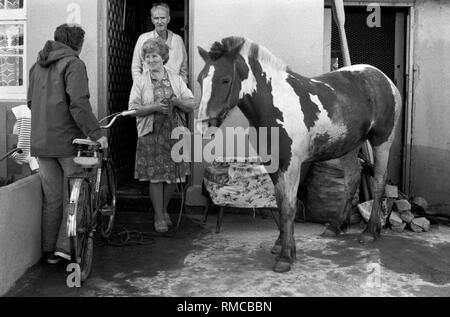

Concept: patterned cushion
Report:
left=203, top=160, right=277, bottom=208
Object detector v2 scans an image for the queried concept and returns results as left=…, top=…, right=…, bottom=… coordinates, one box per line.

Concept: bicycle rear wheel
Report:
left=68, top=179, right=94, bottom=282
left=99, top=160, right=117, bottom=239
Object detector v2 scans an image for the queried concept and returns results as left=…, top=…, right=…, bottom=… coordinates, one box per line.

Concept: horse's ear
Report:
left=198, top=46, right=209, bottom=62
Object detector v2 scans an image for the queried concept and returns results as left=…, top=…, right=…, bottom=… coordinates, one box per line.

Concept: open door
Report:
left=330, top=6, right=408, bottom=188
left=104, top=0, right=189, bottom=209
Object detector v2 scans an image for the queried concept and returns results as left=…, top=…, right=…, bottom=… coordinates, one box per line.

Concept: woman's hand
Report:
left=170, top=97, right=196, bottom=113
left=132, top=102, right=168, bottom=117
left=170, top=97, right=181, bottom=110
left=152, top=102, right=169, bottom=115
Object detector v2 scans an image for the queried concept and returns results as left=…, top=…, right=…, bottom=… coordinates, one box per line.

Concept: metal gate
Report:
left=107, top=0, right=139, bottom=178
left=331, top=7, right=397, bottom=81
left=331, top=6, right=407, bottom=186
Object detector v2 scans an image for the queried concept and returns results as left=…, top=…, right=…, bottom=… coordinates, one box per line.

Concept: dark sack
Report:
left=299, top=158, right=362, bottom=225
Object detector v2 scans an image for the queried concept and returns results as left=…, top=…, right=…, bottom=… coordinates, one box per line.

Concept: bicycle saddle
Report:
left=73, top=138, right=100, bottom=147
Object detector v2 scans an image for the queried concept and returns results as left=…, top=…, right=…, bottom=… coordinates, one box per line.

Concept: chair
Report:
left=202, top=158, right=278, bottom=233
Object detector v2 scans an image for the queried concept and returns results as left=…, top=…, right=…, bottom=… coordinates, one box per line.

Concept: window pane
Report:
left=0, top=24, right=24, bottom=54
left=6, top=0, right=23, bottom=9
left=0, top=24, right=23, bottom=87
left=0, top=56, right=23, bottom=86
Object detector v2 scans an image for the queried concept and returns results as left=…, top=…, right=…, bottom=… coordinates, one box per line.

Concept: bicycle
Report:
left=0, top=147, right=23, bottom=162
left=66, top=110, right=136, bottom=282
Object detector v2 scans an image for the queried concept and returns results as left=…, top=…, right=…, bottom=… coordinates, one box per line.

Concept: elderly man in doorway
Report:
left=131, top=2, right=188, bottom=83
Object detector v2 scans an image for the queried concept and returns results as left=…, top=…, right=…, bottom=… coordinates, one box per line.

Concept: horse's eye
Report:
left=222, top=78, right=231, bottom=85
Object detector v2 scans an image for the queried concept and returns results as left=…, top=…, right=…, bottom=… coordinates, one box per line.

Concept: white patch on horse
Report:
left=197, top=66, right=215, bottom=133
left=239, top=42, right=258, bottom=97
left=256, top=59, right=309, bottom=168
left=308, top=93, right=348, bottom=141
left=338, top=64, right=371, bottom=73
left=311, top=79, right=335, bottom=91
left=239, top=40, right=287, bottom=98
left=240, top=55, right=257, bottom=98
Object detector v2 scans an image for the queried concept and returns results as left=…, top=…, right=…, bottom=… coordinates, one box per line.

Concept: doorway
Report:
left=106, top=0, right=189, bottom=206
left=330, top=6, right=408, bottom=188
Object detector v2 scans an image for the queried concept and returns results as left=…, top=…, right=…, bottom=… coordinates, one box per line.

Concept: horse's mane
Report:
left=208, top=36, right=288, bottom=72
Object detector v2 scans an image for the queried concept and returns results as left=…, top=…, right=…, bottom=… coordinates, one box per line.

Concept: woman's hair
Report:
left=54, top=23, right=85, bottom=51
left=142, top=38, right=170, bottom=64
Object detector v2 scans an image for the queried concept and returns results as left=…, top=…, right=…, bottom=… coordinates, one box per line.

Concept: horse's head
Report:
left=196, top=37, right=250, bottom=134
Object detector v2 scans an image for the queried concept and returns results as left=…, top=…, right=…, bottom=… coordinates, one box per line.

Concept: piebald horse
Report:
left=197, top=37, right=402, bottom=273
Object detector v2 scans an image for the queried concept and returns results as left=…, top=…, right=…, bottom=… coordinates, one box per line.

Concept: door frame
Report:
left=325, top=1, right=415, bottom=194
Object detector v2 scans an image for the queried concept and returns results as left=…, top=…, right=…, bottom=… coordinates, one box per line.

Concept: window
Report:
left=0, top=0, right=26, bottom=99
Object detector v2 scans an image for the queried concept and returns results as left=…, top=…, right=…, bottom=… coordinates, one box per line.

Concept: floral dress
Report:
left=134, top=70, right=190, bottom=183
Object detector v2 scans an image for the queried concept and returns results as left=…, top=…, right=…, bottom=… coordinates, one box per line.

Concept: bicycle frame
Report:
left=67, top=110, right=135, bottom=236
left=66, top=151, right=105, bottom=238
left=66, top=110, right=135, bottom=278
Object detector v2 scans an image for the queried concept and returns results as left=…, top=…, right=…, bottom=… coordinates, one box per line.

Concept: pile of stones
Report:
left=358, top=184, right=431, bottom=233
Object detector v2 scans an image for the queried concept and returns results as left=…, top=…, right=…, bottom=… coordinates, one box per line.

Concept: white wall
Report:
left=0, top=175, right=42, bottom=296
left=191, top=0, right=324, bottom=99
left=27, top=0, right=99, bottom=115
left=410, top=0, right=450, bottom=215
left=187, top=0, right=325, bottom=206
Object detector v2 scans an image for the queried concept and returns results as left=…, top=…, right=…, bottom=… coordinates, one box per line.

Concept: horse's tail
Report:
left=365, top=66, right=402, bottom=148
left=384, top=74, right=402, bottom=146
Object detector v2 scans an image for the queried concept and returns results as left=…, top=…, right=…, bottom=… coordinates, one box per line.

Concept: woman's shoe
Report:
left=154, top=219, right=168, bottom=233
left=163, top=212, right=173, bottom=227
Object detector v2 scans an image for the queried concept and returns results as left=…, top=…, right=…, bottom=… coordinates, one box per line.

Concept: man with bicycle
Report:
left=28, top=24, right=108, bottom=264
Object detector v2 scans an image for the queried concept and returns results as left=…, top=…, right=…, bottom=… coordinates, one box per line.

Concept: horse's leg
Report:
left=359, top=147, right=388, bottom=243
left=272, top=165, right=301, bottom=273
left=322, top=148, right=360, bottom=237
left=271, top=162, right=310, bottom=255
left=358, top=142, right=390, bottom=243
left=360, top=81, right=401, bottom=243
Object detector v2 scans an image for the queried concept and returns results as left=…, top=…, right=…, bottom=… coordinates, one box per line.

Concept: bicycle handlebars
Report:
left=0, top=147, right=23, bottom=162
left=75, top=110, right=137, bottom=149
left=100, top=110, right=136, bottom=129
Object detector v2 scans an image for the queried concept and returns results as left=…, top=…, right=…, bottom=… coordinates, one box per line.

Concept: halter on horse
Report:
left=197, top=37, right=402, bottom=273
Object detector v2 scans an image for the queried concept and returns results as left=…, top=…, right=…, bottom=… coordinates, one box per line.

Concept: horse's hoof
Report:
left=321, top=228, right=340, bottom=238
left=273, top=260, right=291, bottom=273
left=271, top=244, right=282, bottom=255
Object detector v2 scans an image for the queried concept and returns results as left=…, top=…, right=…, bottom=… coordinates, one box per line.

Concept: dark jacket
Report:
left=27, top=40, right=102, bottom=157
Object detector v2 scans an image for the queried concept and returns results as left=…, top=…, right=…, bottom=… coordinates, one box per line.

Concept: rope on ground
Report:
left=98, top=222, right=195, bottom=247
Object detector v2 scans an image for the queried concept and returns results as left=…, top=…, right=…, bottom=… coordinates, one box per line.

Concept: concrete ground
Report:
left=5, top=208, right=450, bottom=297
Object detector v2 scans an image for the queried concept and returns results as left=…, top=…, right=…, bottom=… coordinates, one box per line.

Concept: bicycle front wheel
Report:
left=99, top=160, right=117, bottom=239
left=67, top=179, right=94, bottom=282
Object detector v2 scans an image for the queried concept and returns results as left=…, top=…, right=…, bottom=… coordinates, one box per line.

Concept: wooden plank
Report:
left=403, top=7, right=415, bottom=195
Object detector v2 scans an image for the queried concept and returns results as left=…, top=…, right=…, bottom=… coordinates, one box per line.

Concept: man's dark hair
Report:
left=54, top=24, right=85, bottom=51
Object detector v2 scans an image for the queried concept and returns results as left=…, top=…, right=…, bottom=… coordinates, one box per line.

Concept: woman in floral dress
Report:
left=128, top=38, right=196, bottom=233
